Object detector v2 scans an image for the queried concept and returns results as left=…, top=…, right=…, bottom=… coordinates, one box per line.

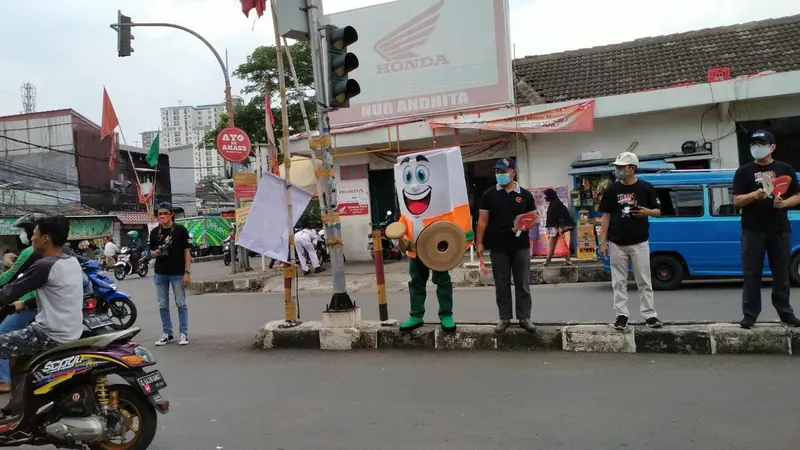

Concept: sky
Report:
left=1, top=0, right=798, bottom=145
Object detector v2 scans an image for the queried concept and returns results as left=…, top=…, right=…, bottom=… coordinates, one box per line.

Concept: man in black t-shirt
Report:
left=149, top=202, right=192, bottom=346
left=732, top=130, right=800, bottom=329
left=476, top=158, right=536, bottom=333
left=599, top=152, right=663, bottom=331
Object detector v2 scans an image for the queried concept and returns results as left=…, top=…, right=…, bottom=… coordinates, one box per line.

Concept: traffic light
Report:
left=326, top=25, right=360, bottom=109
left=117, top=11, right=134, bottom=57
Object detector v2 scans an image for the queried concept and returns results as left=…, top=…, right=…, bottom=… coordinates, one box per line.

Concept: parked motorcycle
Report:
left=223, top=237, right=259, bottom=266
left=113, top=247, right=148, bottom=281
left=0, top=305, right=169, bottom=449
left=368, top=211, right=403, bottom=261
left=82, top=260, right=137, bottom=331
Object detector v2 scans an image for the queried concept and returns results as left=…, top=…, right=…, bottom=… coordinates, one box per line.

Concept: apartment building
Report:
left=157, top=97, right=244, bottom=182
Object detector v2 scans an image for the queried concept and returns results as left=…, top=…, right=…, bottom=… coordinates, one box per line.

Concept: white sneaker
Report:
left=154, top=334, right=173, bottom=346
left=178, top=334, right=189, bottom=346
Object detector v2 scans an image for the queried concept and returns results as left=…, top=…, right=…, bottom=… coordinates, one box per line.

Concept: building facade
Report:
left=158, top=98, right=244, bottom=183
left=140, top=130, right=159, bottom=150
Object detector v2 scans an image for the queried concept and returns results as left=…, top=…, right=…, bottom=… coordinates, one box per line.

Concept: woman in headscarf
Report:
left=543, top=188, right=576, bottom=266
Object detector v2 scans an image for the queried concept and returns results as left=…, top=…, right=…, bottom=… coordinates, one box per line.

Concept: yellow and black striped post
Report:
left=372, top=229, right=389, bottom=321
left=284, top=236, right=297, bottom=322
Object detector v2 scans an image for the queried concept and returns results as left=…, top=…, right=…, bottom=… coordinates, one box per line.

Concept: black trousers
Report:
left=741, top=230, right=794, bottom=320
left=490, top=248, right=532, bottom=321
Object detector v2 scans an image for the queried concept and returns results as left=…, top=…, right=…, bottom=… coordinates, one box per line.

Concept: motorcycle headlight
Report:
left=133, top=346, right=156, bottom=364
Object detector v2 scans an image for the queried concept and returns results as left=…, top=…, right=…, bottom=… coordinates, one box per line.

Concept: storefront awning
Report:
left=568, top=160, right=675, bottom=176
left=110, top=211, right=156, bottom=225
left=0, top=218, right=18, bottom=236
left=68, top=217, right=113, bottom=240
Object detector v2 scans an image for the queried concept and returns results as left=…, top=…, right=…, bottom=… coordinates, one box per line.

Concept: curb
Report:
left=190, top=255, right=224, bottom=263
left=189, top=273, right=278, bottom=294
left=254, top=320, right=800, bottom=355
left=459, top=264, right=610, bottom=287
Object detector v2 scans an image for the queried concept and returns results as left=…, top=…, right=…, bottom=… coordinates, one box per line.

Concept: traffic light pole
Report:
left=306, top=0, right=355, bottom=312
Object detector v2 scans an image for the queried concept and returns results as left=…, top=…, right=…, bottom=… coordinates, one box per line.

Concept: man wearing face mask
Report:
left=733, top=130, right=800, bottom=329
left=476, top=158, right=537, bottom=333
left=599, top=152, right=663, bottom=330
left=149, top=202, right=192, bottom=346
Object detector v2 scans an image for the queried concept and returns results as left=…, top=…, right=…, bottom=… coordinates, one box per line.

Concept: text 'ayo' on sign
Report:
left=216, top=127, right=252, bottom=163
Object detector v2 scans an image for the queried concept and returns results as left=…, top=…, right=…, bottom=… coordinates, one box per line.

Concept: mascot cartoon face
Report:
left=394, top=148, right=468, bottom=221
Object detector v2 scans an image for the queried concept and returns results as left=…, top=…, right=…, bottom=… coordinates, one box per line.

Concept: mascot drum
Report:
left=384, top=147, right=473, bottom=332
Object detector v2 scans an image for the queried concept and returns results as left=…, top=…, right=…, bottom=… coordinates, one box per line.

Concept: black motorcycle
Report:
left=0, top=306, right=168, bottom=449
left=368, top=211, right=403, bottom=261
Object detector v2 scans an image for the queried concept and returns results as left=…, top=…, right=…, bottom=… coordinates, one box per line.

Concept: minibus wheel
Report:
left=790, top=253, right=800, bottom=286
left=651, top=255, right=684, bottom=290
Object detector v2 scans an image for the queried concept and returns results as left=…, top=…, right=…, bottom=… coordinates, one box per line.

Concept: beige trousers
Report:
left=609, top=241, right=657, bottom=319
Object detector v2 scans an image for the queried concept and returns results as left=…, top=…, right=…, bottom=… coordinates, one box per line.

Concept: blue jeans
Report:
left=154, top=274, right=188, bottom=336
left=0, top=309, right=38, bottom=382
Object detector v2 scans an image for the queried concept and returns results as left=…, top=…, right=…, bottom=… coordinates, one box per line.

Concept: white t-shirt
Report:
left=104, top=242, right=119, bottom=257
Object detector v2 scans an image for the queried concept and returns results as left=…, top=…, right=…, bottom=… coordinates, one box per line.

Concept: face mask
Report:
left=615, top=168, right=630, bottom=179
left=496, top=173, right=512, bottom=186
left=18, top=231, right=29, bottom=246
left=158, top=216, right=171, bottom=225
left=750, top=144, right=772, bottom=161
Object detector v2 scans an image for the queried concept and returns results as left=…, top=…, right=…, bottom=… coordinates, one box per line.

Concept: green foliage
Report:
left=198, top=174, right=224, bottom=190
left=300, top=200, right=322, bottom=229
left=201, top=41, right=318, bottom=162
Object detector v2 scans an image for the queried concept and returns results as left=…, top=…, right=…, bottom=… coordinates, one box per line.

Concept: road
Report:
left=8, top=262, right=799, bottom=449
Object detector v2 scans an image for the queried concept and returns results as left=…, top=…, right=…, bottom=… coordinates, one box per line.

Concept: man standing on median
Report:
left=733, top=130, right=800, bottom=329
left=476, top=158, right=536, bottom=334
left=599, top=152, right=663, bottom=330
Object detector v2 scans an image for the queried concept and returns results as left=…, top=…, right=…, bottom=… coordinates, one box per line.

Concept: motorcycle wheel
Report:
left=102, top=298, right=138, bottom=330
left=114, top=266, right=127, bottom=281
left=89, top=384, right=157, bottom=450
left=223, top=254, right=231, bottom=266
left=190, top=248, right=201, bottom=258
left=137, top=264, right=149, bottom=278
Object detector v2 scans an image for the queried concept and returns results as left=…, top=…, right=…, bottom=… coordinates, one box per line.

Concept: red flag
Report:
left=240, top=0, right=266, bottom=17
left=264, top=89, right=275, bottom=126
left=101, top=88, right=120, bottom=171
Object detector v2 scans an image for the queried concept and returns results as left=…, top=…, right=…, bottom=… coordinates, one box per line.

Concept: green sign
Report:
left=178, top=217, right=232, bottom=247
left=0, top=218, right=18, bottom=236
left=68, top=217, right=113, bottom=240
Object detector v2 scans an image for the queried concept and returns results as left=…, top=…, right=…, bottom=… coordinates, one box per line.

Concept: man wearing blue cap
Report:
left=733, top=130, right=800, bottom=328
left=476, top=158, right=537, bottom=333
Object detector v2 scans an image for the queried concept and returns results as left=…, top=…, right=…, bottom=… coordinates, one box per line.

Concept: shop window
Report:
left=709, top=185, right=740, bottom=216
left=655, top=186, right=703, bottom=217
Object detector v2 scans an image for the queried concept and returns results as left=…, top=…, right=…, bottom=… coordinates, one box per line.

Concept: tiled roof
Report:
left=110, top=211, right=156, bottom=225
left=0, top=203, right=102, bottom=217
left=513, top=15, right=800, bottom=104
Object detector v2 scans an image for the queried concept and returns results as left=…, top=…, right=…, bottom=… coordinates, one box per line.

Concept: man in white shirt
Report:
left=103, top=237, right=119, bottom=268
left=294, top=225, right=325, bottom=276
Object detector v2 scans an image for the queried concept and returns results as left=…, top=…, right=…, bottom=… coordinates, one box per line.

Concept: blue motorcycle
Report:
left=83, top=260, right=138, bottom=330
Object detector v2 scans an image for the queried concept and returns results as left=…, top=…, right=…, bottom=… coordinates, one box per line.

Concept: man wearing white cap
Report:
left=598, top=152, right=663, bottom=330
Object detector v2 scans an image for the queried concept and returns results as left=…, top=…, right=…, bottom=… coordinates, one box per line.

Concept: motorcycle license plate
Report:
left=137, top=370, right=167, bottom=394
left=84, top=313, right=114, bottom=330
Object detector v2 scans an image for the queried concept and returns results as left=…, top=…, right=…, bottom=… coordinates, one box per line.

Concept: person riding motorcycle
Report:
left=0, top=213, right=46, bottom=393
left=125, top=230, right=146, bottom=271
left=0, top=215, right=84, bottom=418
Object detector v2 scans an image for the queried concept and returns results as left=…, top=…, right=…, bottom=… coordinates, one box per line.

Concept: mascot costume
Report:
left=385, top=147, right=473, bottom=332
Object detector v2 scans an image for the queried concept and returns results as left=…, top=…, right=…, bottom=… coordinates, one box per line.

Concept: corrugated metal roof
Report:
left=109, top=211, right=156, bottom=225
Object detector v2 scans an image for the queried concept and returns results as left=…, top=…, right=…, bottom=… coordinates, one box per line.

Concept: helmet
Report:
left=127, top=231, right=139, bottom=239
left=12, top=213, right=46, bottom=245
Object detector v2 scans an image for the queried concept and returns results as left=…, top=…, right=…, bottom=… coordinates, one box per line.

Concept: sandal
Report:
left=562, top=261, right=573, bottom=266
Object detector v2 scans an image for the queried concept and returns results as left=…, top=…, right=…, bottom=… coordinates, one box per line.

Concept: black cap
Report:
left=156, top=202, right=174, bottom=213
left=494, top=158, right=516, bottom=170
left=750, top=130, right=776, bottom=144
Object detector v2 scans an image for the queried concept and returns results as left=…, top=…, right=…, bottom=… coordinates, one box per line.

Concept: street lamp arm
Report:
left=112, top=21, right=235, bottom=126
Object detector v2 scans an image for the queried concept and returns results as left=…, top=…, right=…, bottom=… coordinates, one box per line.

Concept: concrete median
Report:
left=254, top=320, right=800, bottom=355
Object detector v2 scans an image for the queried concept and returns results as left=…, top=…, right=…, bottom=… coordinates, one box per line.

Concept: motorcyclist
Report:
left=0, top=216, right=84, bottom=417
left=0, top=213, right=46, bottom=393
left=126, top=230, right=145, bottom=271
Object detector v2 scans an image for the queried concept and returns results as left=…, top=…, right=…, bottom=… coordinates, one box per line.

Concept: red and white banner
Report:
left=428, top=100, right=596, bottom=133
left=325, top=0, right=512, bottom=127
left=337, top=179, right=370, bottom=216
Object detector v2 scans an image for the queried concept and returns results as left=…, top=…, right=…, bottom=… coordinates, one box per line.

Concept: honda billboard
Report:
left=325, top=0, right=512, bottom=127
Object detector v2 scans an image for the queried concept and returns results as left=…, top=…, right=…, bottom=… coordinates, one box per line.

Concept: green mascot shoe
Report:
left=440, top=316, right=456, bottom=332
left=400, top=317, right=424, bottom=332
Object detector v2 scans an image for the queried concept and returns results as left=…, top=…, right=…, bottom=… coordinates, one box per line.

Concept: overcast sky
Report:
left=1, top=0, right=797, bottom=145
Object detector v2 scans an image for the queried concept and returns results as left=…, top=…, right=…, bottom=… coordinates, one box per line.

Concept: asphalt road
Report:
left=8, top=263, right=800, bottom=449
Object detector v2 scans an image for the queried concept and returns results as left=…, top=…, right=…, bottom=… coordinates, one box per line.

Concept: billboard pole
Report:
left=306, top=0, right=356, bottom=313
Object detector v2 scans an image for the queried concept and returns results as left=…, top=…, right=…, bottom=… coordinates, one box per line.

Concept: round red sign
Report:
left=215, top=127, right=251, bottom=163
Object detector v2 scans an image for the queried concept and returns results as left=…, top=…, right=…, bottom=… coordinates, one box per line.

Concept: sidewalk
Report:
left=254, top=319, right=800, bottom=355
left=189, top=257, right=610, bottom=294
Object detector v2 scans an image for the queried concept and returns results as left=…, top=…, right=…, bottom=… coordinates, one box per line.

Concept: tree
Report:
left=201, top=41, right=317, bottom=164
left=198, top=174, right=224, bottom=191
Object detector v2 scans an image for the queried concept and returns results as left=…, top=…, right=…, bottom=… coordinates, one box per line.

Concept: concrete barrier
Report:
left=458, top=263, right=610, bottom=287
left=254, top=320, right=800, bottom=355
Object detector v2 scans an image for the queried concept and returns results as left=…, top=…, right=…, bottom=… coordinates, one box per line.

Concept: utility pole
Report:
left=304, top=0, right=360, bottom=312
